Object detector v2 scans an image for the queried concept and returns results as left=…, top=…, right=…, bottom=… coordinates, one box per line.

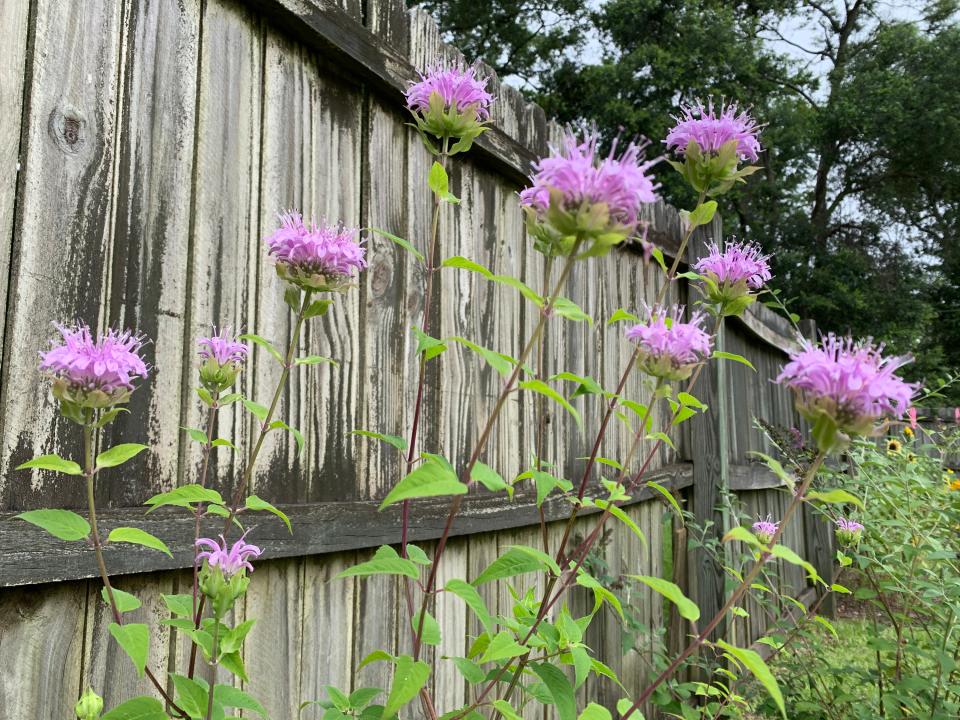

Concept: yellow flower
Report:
left=887, top=439, right=902, bottom=454
left=907, top=453, right=917, bottom=464
left=949, top=479, right=960, bottom=492
left=904, top=426, right=914, bottom=438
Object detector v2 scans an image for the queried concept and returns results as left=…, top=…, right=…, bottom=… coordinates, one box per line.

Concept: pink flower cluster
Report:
left=665, top=100, right=762, bottom=162
left=625, top=305, right=713, bottom=381
left=520, top=129, right=658, bottom=232
left=197, top=327, right=248, bottom=366
left=404, top=63, right=494, bottom=119
left=265, top=211, right=367, bottom=281
left=40, top=323, right=149, bottom=394
left=694, top=240, right=772, bottom=289
left=196, top=533, right=262, bottom=577
left=836, top=518, right=864, bottom=533
left=776, top=334, right=917, bottom=431
left=752, top=516, right=779, bottom=544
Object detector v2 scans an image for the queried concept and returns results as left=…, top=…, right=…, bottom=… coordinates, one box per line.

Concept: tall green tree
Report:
left=414, top=0, right=960, bottom=399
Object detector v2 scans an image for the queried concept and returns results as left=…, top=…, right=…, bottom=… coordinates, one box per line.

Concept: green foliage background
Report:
left=412, top=0, right=960, bottom=401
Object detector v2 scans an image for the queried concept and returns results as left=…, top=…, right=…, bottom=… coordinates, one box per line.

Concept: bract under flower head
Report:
left=835, top=517, right=864, bottom=547
left=665, top=99, right=762, bottom=196
left=197, top=327, right=248, bottom=393
left=40, top=323, right=149, bottom=411
left=694, top=240, right=772, bottom=316
left=265, top=211, right=367, bottom=292
left=752, top=515, right=779, bottom=545
left=520, top=128, right=658, bottom=257
left=625, top=305, right=712, bottom=382
left=776, top=333, right=918, bottom=452
left=405, top=63, right=493, bottom=151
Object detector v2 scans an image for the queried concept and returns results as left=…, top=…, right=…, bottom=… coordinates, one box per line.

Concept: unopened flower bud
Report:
left=197, top=328, right=248, bottom=393
left=752, top=516, right=779, bottom=546
left=75, top=688, right=103, bottom=720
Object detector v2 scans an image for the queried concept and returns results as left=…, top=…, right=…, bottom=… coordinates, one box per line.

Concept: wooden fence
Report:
left=0, top=0, right=830, bottom=717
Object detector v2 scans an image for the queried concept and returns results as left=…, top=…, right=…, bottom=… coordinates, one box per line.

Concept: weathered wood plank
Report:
left=244, top=0, right=537, bottom=182
left=0, top=581, right=87, bottom=720
left=0, top=0, right=31, bottom=387
left=0, top=0, right=125, bottom=511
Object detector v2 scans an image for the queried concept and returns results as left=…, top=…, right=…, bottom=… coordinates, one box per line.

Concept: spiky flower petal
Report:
left=265, top=211, right=366, bottom=292
left=625, top=305, right=712, bottom=381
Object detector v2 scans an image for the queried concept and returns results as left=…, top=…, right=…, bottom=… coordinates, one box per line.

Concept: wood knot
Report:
left=48, top=104, right=87, bottom=154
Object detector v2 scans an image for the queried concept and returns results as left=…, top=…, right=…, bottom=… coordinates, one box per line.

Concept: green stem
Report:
left=226, top=289, right=314, bottom=520
left=621, top=451, right=827, bottom=720
left=83, top=418, right=190, bottom=718
left=205, top=621, right=220, bottom=720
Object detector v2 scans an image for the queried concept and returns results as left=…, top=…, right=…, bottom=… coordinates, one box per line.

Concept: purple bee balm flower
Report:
left=197, top=327, right=248, bottom=366
left=520, top=128, right=658, bottom=254
left=196, top=533, right=262, bottom=577
left=835, top=517, right=864, bottom=547
left=197, top=327, right=248, bottom=393
left=40, top=323, right=149, bottom=408
left=405, top=62, right=494, bottom=120
left=625, top=305, right=713, bottom=382
left=695, top=240, right=771, bottom=289
left=752, top=516, right=779, bottom=545
left=665, top=99, right=762, bottom=162
left=776, top=333, right=918, bottom=440
left=265, top=211, right=367, bottom=292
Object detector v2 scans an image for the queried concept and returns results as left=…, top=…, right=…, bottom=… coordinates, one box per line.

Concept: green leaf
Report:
left=607, top=308, right=639, bottom=325
left=15, top=453, right=83, bottom=475
left=470, top=461, right=510, bottom=496
left=428, top=161, right=459, bottom=204
left=452, top=657, right=486, bottom=684
left=268, top=419, right=305, bottom=455
left=645, top=480, right=683, bottom=519
left=805, top=488, right=864, bottom=509
left=144, top=484, right=224, bottom=511
left=716, top=640, right=785, bottom=719
left=722, top=525, right=764, bottom=548
left=96, top=443, right=149, bottom=470
left=183, top=427, right=209, bottom=445
left=239, top=333, right=283, bottom=364
left=579, top=703, right=612, bottom=720
left=480, top=631, right=528, bottom=664
left=245, top=494, right=292, bottom=533
left=712, top=351, right=756, bottom=371
left=369, top=227, right=425, bottom=263
left=219, top=651, right=248, bottom=682
left=493, top=700, right=524, bottom=720
left=411, top=610, right=441, bottom=645
left=616, top=699, right=635, bottom=717
left=530, top=662, right=576, bottom=720
left=447, top=336, right=516, bottom=377
left=473, top=544, right=560, bottom=585
left=108, top=527, right=172, bottom=557
left=383, top=655, right=431, bottom=720
left=220, top=619, right=256, bottom=655
left=440, top=256, right=542, bottom=306
left=405, top=544, right=431, bottom=565
left=630, top=576, right=699, bottom=621
left=109, top=623, right=150, bottom=678
left=284, top=286, right=301, bottom=311
left=351, top=430, right=408, bottom=452
left=688, top=200, right=718, bottom=227
left=576, top=572, right=624, bottom=621
left=444, top=579, right=494, bottom=634
left=104, top=587, right=142, bottom=613
left=215, top=685, right=267, bottom=716
left=650, top=246, right=668, bottom=273
left=814, top=615, right=838, bottom=641
left=295, top=355, right=339, bottom=367
left=304, top=299, right=335, bottom=319
left=769, top=544, right=820, bottom=583
left=519, top=379, right=581, bottom=428
left=16, top=509, right=90, bottom=541
left=336, top=545, right=420, bottom=580
left=170, top=674, right=208, bottom=717
left=162, top=594, right=194, bottom=617
left=553, top=297, right=592, bottom=324
left=412, top=327, right=448, bottom=361
left=242, top=398, right=269, bottom=423
left=349, top=688, right=383, bottom=709
left=551, top=372, right=603, bottom=398
left=379, top=457, right=465, bottom=510
left=595, top=501, right=647, bottom=548
left=101, top=696, right=169, bottom=720
left=357, top=650, right=394, bottom=670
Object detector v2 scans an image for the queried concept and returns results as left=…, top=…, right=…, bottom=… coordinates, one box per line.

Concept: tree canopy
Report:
left=412, top=0, right=960, bottom=401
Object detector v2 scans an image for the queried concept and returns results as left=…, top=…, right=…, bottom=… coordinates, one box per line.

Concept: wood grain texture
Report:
left=0, top=0, right=31, bottom=388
